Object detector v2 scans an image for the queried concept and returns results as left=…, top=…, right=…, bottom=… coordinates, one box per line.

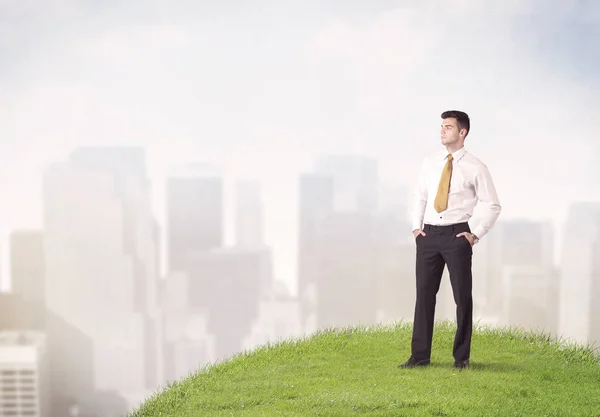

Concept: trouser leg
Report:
left=411, top=233, right=445, bottom=360
left=442, top=226, right=474, bottom=362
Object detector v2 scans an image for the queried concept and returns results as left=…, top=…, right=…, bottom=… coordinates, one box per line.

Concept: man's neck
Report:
left=445, top=143, right=464, bottom=154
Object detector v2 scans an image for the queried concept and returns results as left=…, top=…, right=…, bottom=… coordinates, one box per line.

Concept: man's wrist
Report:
left=471, top=234, right=479, bottom=244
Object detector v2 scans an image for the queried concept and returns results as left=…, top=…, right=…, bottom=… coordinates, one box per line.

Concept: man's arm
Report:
left=471, top=163, right=501, bottom=241
left=411, top=160, right=428, bottom=233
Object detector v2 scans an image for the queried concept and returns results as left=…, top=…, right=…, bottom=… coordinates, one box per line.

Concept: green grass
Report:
left=130, top=320, right=600, bottom=416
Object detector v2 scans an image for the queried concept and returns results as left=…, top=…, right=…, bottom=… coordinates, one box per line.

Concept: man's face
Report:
left=440, top=117, right=464, bottom=146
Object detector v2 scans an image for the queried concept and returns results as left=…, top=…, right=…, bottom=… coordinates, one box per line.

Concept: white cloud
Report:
left=74, top=24, right=190, bottom=62
left=0, top=0, right=78, bottom=17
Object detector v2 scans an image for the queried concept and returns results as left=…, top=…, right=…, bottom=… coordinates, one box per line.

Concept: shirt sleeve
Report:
left=410, top=159, right=428, bottom=232
left=471, top=163, right=502, bottom=240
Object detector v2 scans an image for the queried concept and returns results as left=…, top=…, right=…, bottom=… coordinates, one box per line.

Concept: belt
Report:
left=423, top=222, right=469, bottom=232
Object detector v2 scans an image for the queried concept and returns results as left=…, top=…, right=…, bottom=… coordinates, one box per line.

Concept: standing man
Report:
left=399, top=110, right=501, bottom=369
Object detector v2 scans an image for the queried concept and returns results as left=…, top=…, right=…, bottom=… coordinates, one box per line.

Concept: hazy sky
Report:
left=1, top=0, right=599, bottom=291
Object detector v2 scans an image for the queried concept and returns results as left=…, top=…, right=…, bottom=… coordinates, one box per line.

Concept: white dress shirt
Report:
left=411, top=146, right=501, bottom=241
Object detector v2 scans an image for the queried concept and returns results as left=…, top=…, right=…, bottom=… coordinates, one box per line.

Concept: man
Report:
left=399, top=110, right=501, bottom=370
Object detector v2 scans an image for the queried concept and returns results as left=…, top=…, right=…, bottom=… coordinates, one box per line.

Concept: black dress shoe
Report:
left=398, top=357, right=430, bottom=368
left=454, top=359, right=470, bottom=369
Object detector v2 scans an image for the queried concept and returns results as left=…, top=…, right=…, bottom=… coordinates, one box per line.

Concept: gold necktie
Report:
left=433, top=154, right=453, bottom=212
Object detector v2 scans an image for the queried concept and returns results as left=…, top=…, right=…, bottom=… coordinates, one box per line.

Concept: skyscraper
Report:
left=313, top=155, right=378, bottom=213
left=234, top=180, right=264, bottom=247
left=0, top=331, right=49, bottom=417
left=297, top=173, right=334, bottom=329
left=481, top=219, right=555, bottom=318
left=186, top=248, right=265, bottom=358
left=43, top=147, right=159, bottom=401
left=559, top=202, right=600, bottom=345
left=166, top=167, right=224, bottom=272
left=0, top=293, right=96, bottom=416
left=10, top=230, right=44, bottom=306
left=298, top=155, right=382, bottom=330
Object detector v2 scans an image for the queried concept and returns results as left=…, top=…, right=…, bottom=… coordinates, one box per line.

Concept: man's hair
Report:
left=441, top=110, right=470, bottom=137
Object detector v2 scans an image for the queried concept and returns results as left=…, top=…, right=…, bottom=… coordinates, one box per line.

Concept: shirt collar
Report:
left=441, top=146, right=467, bottom=162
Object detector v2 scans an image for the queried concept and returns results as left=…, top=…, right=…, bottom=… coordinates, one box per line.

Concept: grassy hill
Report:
left=130, top=321, right=600, bottom=416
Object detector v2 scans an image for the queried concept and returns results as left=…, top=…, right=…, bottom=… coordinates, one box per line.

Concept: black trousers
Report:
left=411, top=222, right=473, bottom=362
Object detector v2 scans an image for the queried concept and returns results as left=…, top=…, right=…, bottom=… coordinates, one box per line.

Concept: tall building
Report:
left=0, top=293, right=95, bottom=416
left=501, top=265, right=559, bottom=333
left=0, top=331, right=49, bottom=417
left=312, top=211, right=378, bottom=328
left=234, top=180, right=264, bottom=247
left=371, top=211, right=416, bottom=324
left=297, top=173, right=334, bottom=329
left=186, top=248, right=265, bottom=359
left=243, top=281, right=302, bottom=351
left=166, top=169, right=224, bottom=272
left=313, top=155, right=378, bottom=213
left=67, top=147, right=161, bottom=316
left=161, top=272, right=216, bottom=384
left=559, top=202, right=600, bottom=345
left=9, top=230, right=44, bottom=306
left=589, top=228, right=600, bottom=345
left=43, top=147, right=159, bottom=402
left=480, top=220, right=554, bottom=318
left=298, top=155, right=383, bottom=330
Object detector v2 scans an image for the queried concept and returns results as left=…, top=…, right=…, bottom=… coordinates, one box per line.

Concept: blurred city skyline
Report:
left=0, top=142, right=597, bottom=296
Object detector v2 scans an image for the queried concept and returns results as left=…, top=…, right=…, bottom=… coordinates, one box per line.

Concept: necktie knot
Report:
left=447, top=154, right=453, bottom=161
